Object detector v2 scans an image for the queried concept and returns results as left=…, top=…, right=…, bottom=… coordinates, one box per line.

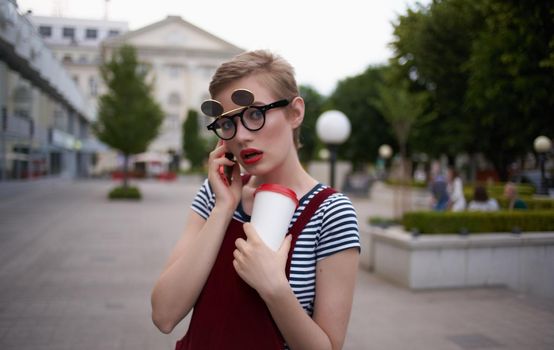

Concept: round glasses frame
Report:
left=206, top=99, right=290, bottom=140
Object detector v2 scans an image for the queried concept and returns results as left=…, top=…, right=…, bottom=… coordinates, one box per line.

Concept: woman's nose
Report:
left=234, top=119, right=254, bottom=142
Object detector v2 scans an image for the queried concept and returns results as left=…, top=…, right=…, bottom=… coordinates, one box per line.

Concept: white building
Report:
left=102, top=15, right=243, bottom=161
left=28, top=14, right=242, bottom=174
left=30, top=15, right=129, bottom=121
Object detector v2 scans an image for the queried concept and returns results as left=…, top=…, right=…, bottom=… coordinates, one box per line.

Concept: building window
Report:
left=167, top=64, right=181, bottom=79
left=39, top=26, right=52, bottom=37
left=85, top=28, right=98, bottom=39
left=62, top=54, right=73, bottom=63
left=137, top=63, right=149, bottom=75
left=79, top=119, right=88, bottom=139
left=68, top=112, right=75, bottom=134
left=78, top=55, right=88, bottom=64
left=62, top=27, right=75, bottom=39
left=13, top=86, right=31, bottom=103
left=168, top=92, right=181, bottom=106
left=108, top=29, right=120, bottom=37
left=88, top=76, right=98, bottom=97
left=14, top=108, right=29, bottom=119
left=53, top=109, right=65, bottom=131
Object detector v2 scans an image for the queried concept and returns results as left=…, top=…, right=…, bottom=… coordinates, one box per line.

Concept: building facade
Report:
left=101, top=15, right=243, bottom=166
left=30, top=15, right=129, bottom=120
left=30, top=13, right=243, bottom=175
left=0, top=0, right=96, bottom=180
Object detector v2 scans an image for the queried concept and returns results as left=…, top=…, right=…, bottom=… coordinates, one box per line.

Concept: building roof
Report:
left=102, top=15, right=242, bottom=54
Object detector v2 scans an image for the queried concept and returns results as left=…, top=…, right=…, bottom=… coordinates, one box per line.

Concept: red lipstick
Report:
left=240, top=148, right=264, bottom=165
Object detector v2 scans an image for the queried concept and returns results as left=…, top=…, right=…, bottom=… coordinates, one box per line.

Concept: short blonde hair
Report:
left=209, top=50, right=301, bottom=148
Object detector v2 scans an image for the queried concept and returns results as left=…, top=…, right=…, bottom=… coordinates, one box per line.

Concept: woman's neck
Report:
left=250, top=153, right=317, bottom=198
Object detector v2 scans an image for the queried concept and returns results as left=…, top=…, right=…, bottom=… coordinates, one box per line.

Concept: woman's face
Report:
left=213, top=75, right=301, bottom=176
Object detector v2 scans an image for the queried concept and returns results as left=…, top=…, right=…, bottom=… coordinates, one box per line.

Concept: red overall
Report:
left=175, top=186, right=336, bottom=350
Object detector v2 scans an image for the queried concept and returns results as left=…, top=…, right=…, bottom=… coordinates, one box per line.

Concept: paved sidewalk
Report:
left=0, top=178, right=553, bottom=349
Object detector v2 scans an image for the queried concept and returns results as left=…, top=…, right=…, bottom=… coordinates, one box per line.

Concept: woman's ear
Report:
left=288, top=96, right=305, bottom=129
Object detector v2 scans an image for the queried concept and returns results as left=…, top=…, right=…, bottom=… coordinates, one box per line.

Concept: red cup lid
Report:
left=254, top=183, right=299, bottom=207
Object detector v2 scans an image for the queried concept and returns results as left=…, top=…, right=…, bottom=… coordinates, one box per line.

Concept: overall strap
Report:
left=285, top=187, right=337, bottom=276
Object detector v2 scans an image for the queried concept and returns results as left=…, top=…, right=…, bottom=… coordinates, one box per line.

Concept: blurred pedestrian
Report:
left=447, top=167, right=466, bottom=212
left=468, top=184, right=499, bottom=211
left=429, top=161, right=449, bottom=211
left=504, top=182, right=528, bottom=210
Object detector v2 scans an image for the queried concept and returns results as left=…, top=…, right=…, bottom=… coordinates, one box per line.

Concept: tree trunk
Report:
left=123, top=154, right=129, bottom=189
left=395, top=142, right=411, bottom=218
left=493, top=157, right=510, bottom=182
left=469, top=153, right=477, bottom=183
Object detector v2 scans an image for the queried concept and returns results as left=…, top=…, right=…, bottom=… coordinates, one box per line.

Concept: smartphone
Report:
left=223, top=152, right=234, bottom=185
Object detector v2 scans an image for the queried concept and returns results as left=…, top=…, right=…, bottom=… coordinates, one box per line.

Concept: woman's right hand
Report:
left=207, top=141, right=242, bottom=211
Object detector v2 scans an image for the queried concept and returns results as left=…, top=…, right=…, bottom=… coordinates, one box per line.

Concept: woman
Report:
left=151, top=50, right=360, bottom=349
left=447, top=168, right=466, bottom=211
left=467, top=184, right=499, bottom=211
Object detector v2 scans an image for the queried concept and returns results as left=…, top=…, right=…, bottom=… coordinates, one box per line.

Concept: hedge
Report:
left=108, top=186, right=142, bottom=200
left=402, top=210, right=554, bottom=234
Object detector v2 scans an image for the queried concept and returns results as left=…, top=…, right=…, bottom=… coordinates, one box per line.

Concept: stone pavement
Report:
left=0, top=177, right=553, bottom=350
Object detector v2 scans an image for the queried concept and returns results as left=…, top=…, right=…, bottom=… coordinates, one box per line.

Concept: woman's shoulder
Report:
left=314, top=187, right=358, bottom=221
left=306, top=184, right=354, bottom=210
left=310, top=186, right=360, bottom=259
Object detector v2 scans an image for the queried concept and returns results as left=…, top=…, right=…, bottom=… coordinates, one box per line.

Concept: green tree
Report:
left=94, top=45, right=163, bottom=188
left=466, top=0, right=554, bottom=179
left=391, top=0, right=483, bottom=158
left=183, top=110, right=208, bottom=171
left=372, top=70, right=431, bottom=179
left=328, top=66, right=395, bottom=169
left=298, top=85, right=325, bottom=164
left=391, top=0, right=554, bottom=180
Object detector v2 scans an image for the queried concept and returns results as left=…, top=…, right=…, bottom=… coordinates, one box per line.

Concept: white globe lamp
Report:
left=534, top=135, right=552, bottom=195
left=316, top=110, right=351, bottom=188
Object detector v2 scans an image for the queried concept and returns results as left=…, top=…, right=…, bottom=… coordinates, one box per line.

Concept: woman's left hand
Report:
left=233, top=223, right=292, bottom=298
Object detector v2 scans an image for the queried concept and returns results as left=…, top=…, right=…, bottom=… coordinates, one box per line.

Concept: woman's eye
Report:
left=219, top=119, right=234, bottom=131
left=246, top=109, right=264, bottom=121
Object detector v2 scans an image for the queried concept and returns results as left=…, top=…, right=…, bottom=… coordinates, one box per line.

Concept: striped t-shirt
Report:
left=191, top=179, right=360, bottom=316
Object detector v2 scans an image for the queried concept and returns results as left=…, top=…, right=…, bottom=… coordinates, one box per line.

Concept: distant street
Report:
left=0, top=178, right=552, bottom=350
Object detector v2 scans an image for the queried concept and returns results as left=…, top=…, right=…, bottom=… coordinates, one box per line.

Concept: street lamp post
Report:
left=378, top=144, right=393, bottom=179
left=316, top=110, right=351, bottom=189
left=534, top=135, right=552, bottom=195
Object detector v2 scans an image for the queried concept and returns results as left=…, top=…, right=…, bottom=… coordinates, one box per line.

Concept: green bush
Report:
left=402, top=210, right=554, bottom=234
left=108, top=186, right=142, bottom=200
left=369, top=216, right=401, bottom=228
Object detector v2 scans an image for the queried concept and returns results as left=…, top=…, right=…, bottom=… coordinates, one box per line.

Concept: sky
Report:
left=17, top=0, right=429, bottom=95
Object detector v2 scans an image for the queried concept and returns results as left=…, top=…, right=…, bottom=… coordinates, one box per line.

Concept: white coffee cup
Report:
left=250, top=184, right=299, bottom=251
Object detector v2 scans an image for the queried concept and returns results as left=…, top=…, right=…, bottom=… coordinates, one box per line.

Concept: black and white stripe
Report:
left=191, top=179, right=360, bottom=316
